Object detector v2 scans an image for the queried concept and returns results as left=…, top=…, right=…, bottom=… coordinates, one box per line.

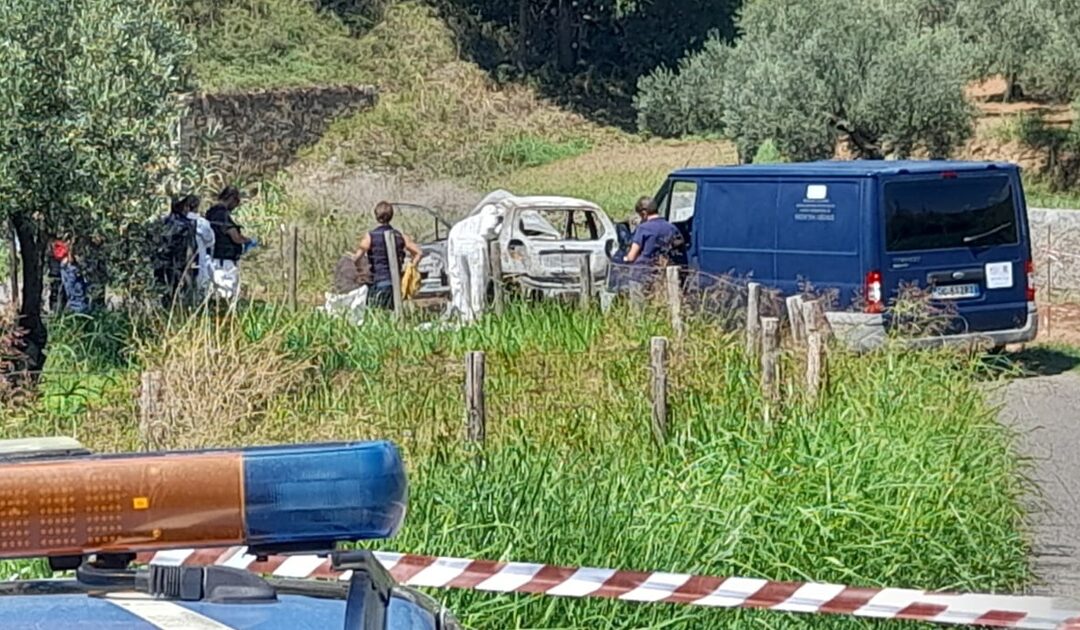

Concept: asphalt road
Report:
left=998, top=369, right=1080, bottom=604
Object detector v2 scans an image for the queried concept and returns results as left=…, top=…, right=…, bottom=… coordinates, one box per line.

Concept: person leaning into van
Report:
left=206, top=186, right=256, bottom=304
left=623, top=196, right=682, bottom=267
left=354, top=202, right=423, bottom=311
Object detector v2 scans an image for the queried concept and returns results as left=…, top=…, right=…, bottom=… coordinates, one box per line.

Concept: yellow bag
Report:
left=401, top=260, right=421, bottom=300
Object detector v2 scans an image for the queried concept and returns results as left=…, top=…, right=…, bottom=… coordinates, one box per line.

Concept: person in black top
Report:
left=156, top=196, right=197, bottom=308
left=354, top=202, right=422, bottom=310
left=205, top=186, right=253, bottom=302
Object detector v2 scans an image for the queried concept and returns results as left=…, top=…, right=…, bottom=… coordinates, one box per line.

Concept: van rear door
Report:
left=880, top=171, right=1030, bottom=333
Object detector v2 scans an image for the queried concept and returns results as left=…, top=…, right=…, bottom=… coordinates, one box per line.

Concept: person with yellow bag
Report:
left=355, top=202, right=423, bottom=310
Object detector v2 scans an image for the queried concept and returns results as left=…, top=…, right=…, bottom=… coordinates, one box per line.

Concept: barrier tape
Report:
left=139, top=547, right=1080, bottom=629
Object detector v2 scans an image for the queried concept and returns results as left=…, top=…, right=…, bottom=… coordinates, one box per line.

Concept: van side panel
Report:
left=774, top=179, right=863, bottom=304
left=695, top=179, right=777, bottom=281
left=694, top=177, right=864, bottom=305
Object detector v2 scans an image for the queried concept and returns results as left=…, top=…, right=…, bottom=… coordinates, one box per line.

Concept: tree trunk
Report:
left=11, top=212, right=47, bottom=377
left=1004, top=71, right=1022, bottom=104
left=517, top=0, right=531, bottom=70
left=556, top=0, right=575, bottom=73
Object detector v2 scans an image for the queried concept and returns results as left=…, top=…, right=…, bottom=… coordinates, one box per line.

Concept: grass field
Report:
left=1, top=297, right=1031, bottom=629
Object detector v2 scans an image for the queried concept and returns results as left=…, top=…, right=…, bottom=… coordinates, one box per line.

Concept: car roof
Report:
left=671, top=160, right=1019, bottom=179
left=498, top=195, right=602, bottom=211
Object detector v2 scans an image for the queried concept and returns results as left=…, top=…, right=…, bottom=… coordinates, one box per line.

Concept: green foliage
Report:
left=0, top=0, right=193, bottom=349
left=432, top=0, right=742, bottom=125
left=953, top=0, right=1052, bottom=94
left=752, top=139, right=786, bottom=164
left=1, top=302, right=1030, bottom=626
left=1025, top=2, right=1080, bottom=101
left=190, top=0, right=373, bottom=90
left=486, top=135, right=592, bottom=170
left=300, top=3, right=621, bottom=183
left=635, top=38, right=729, bottom=137
left=637, top=0, right=976, bottom=161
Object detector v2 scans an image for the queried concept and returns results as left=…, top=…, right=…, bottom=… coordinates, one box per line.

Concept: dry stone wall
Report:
left=1030, top=208, right=1080, bottom=297
left=179, top=85, right=378, bottom=180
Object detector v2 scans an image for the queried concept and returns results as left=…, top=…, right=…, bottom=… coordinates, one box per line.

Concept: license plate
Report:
left=932, top=283, right=980, bottom=300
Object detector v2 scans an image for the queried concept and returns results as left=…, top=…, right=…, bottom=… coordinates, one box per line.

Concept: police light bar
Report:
left=0, top=440, right=407, bottom=561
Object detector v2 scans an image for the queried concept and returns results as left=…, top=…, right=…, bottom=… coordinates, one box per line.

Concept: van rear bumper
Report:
left=826, top=302, right=1039, bottom=352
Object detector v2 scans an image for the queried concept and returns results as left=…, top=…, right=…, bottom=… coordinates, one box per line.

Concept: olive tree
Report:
left=0, top=0, right=192, bottom=372
left=953, top=0, right=1052, bottom=100
left=636, top=0, right=976, bottom=162
left=1025, top=0, right=1080, bottom=100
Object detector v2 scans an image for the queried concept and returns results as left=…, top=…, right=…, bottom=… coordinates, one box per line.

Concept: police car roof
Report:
left=671, top=160, right=1019, bottom=179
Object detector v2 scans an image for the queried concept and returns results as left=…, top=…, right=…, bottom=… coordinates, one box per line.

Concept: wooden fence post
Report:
left=802, top=299, right=828, bottom=402
left=786, top=295, right=806, bottom=344
left=384, top=230, right=404, bottom=319
left=761, top=317, right=780, bottom=401
left=465, top=351, right=486, bottom=444
left=288, top=226, right=299, bottom=311
left=138, top=371, right=163, bottom=451
left=488, top=240, right=504, bottom=316
left=579, top=254, right=594, bottom=311
left=650, top=337, right=668, bottom=446
left=746, top=282, right=762, bottom=356
left=666, top=266, right=684, bottom=338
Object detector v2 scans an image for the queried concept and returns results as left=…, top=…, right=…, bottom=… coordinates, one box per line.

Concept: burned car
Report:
left=411, top=195, right=621, bottom=299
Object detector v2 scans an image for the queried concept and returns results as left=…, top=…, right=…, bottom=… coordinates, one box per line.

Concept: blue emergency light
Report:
left=0, top=440, right=408, bottom=560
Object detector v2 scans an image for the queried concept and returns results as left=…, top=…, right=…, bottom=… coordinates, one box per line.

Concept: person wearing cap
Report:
left=206, top=186, right=255, bottom=304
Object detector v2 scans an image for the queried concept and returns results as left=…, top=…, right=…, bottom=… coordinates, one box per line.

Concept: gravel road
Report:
left=997, top=369, right=1080, bottom=603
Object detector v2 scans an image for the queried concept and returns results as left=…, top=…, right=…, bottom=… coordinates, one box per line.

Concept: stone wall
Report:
left=1030, top=208, right=1080, bottom=297
left=179, top=85, right=378, bottom=180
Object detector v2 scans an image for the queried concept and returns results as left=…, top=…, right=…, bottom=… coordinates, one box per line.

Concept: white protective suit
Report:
left=445, top=190, right=513, bottom=324
left=187, top=212, right=216, bottom=298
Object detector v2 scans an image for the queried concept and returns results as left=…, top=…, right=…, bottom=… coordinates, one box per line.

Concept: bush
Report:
left=752, top=139, right=786, bottom=164
left=635, top=0, right=976, bottom=161
left=635, top=38, right=729, bottom=138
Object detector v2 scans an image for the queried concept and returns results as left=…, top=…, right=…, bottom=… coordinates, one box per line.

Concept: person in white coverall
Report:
left=184, top=199, right=216, bottom=300
left=445, top=190, right=512, bottom=323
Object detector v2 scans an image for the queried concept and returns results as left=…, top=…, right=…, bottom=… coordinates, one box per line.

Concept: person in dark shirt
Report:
left=205, top=186, right=254, bottom=303
left=354, top=202, right=422, bottom=310
left=623, top=196, right=682, bottom=266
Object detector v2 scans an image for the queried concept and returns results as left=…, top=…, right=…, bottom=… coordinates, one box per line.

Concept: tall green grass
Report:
left=0, top=300, right=1030, bottom=628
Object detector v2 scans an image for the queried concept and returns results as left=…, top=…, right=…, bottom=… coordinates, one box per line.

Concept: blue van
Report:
left=651, top=160, right=1038, bottom=350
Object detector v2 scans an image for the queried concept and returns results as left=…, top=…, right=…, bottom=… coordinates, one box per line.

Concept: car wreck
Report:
left=408, top=194, right=622, bottom=300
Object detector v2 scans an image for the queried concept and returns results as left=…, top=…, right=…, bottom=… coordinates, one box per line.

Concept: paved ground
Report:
left=998, top=367, right=1080, bottom=603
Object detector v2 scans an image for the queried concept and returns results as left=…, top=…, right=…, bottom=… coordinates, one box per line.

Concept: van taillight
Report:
left=1026, top=260, right=1036, bottom=301
left=865, top=270, right=884, bottom=313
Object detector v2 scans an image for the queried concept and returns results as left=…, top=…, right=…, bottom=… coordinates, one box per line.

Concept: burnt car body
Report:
left=409, top=195, right=620, bottom=298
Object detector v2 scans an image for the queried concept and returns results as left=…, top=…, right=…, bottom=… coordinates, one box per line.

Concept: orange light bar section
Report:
left=0, top=453, right=245, bottom=559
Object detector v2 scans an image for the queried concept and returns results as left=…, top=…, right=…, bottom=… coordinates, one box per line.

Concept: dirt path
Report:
left=997, top=366, right=1080, bottom=603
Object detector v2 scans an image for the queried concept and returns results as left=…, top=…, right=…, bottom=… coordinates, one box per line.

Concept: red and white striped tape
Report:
left=140, top=547, right=1080, bottom=629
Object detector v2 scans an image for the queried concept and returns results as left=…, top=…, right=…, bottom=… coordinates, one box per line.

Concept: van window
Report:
left=884, top=176, right=1019, bottom=252
left=658, top=181, right=697, bottom=223
left=668, top=181, right=697, bottom=223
